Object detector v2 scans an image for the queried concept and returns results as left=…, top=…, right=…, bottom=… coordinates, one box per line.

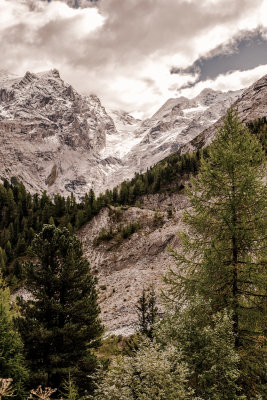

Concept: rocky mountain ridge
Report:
left=182, top=74, right=267, bottom=153
left=2, top=71, right=267, bottom=335
left=0, top=69, right=124, bottom=197
left=115, top=88, right=242, bottom=180
left=0, top=69, right=242, bottom=198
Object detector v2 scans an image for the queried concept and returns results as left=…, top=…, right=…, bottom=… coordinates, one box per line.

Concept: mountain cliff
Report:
left=78, top=192, right=187, bottom=335
left=117, top=88, right=242, bottom=178
left=0, top=69, right=242, bottom=198
left=0, top=69, right=128, bottom=197
left=182, top=74, right=267, bottom=153
left=2, top=71, right=267, bottom=335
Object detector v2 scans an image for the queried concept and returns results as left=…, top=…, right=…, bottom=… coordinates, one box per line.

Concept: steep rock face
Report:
left=100, top=109, right=142, bottom=159
left=77, top=77, right=267, bottom=335
left=0, top=70, right=115, bottom=150
left=103, top=88, right=243, bottom=188
left=131, top=89, right=242, bottom=165
left=0, top=70, right=120, bottom=197
left=0, top=69, right=243, bottom=197
left=182, top=74, right=267, bottom=153
left=77, top=75, right=267, bottom=336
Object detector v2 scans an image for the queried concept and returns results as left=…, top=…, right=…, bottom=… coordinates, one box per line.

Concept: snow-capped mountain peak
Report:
left=0, top=69, right=245, bottom=197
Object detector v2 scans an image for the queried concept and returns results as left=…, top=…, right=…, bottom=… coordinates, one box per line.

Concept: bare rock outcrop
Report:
left=0, top=70, right=120, bottom=198
left=181, top=74, right=267, bottom=153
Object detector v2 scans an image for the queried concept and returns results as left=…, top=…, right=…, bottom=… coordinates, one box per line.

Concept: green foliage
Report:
left=1, top=116, right=265, bottom=287
left=103, top=115, right=267, bottom=207
left=95, top=221, right=141, bottom=245
left=0, top=113, right=266, bottom=398
left=0, top=181, right=103, bottom=286
left=153, top=210, right=164, bottom=227
left=0, top=248, right=7, bottom=271
left=0, top=275, right=28, bottom=399
left=97, top=334, right=140, bottom=361
left=62, top=374, right=79, bottom=400
left=96, top=227, right=115, bottom=243
left=108, top=206, right=123, bottom=221
left=159, top=296, right=246, bottom=400
left=247, top=116, right=267, bottom=154
left=113, top=150, right=202, bottom=206
left=136, top=286, right=158, bottom=338
left=166, top=109, right=267, bottom=397
left=16, top=225, right=103, bottom=396
left=93, top=340, right=195, bottom=400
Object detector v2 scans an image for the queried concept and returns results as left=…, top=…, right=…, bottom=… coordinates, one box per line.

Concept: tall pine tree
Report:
left=167, top=109, right=266, bottom=396
left=17, top=225, right=103, bottom=395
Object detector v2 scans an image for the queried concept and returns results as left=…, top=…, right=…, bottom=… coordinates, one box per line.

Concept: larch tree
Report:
left=16, top=225, right=103, bottom=396
left=166, top=108, right=266, bottom=396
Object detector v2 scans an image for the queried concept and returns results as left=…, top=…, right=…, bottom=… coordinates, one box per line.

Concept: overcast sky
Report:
left=1, top=0, right=267, bottom=118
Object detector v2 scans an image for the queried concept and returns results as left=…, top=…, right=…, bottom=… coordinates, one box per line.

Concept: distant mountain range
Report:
left=0, top=68, right=246, bottom=198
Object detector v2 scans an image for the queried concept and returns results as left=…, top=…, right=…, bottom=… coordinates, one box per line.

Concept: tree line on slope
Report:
left=0, top=151, right=204, bottom=286
left=0, top=109, right=266, bottom=399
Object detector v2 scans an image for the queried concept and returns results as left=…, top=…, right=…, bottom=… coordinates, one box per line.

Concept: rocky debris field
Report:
left=78, top=192, right=189, bottom=335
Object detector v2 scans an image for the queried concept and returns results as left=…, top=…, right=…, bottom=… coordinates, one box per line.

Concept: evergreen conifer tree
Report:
left=17, top=225, right=103, bottom=395
left=167, top=108, right=266, bottom=396
left=136, top=289, right=148, bottom=335
left=136, top=286, right=158, bottom=338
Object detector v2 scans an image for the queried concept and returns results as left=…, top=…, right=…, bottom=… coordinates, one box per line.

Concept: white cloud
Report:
left=0, top=1, right=104, bottom=33
left=177, top=64, right=267, bottom=98
left=0, top=0, right=267, bottom=117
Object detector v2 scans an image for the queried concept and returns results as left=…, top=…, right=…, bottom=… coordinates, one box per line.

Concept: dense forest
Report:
left=0, top=147, right=204, bottom=286
left=0, top=111, right=266, bottom=399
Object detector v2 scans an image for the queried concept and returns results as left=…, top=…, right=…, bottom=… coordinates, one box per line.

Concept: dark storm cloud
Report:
left=171, top=30, right=267, bottom=85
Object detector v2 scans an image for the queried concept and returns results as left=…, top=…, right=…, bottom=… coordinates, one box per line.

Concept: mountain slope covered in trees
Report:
left=0, top=117, right=266, bottom=287
left=0, top=116, right=266, bottom=340
left=0, top=110, right=266, bottom=399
